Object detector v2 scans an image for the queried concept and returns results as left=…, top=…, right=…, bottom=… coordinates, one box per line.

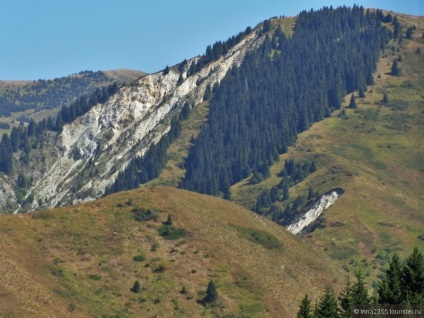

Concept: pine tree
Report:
left=297, top=294, right=313, bottom=318
left=315, top=286, right=338, bottom=318
left=131, top=280, right=141, bottom=293
left=339, top=276, right=353, bottom=318
left=204, top=280, right=218, bottom=303
left=165, top=214, right=173, bottom=226
left=351, top=271, right=370, bottom=304
left=348, top=94, right=357, bottom=108
left=378, top=254, right=403, bottom=304
left=358, top=86, right=365, bottom=98
left=401, top=248, right=424, bottom=304
left=382, top=93, right=389, bottom=104
left=308, top=186, right=315, bottom=200
left=391, top=59, right=400, bottom=76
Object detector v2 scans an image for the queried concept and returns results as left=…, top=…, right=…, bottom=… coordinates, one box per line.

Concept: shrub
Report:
left=133, top=207, right=158, bottom=222
left=133, top=255, right=146, bottom=262
left=131, top=280, right=140, bottom=293
left=88, top=274, right=102, bottom=281
left=157, top=225, right=187, bottom=240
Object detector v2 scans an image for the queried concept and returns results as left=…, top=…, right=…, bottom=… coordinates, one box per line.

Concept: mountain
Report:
left=0, top=25, right=260, bottom=212
left=0, top=186, right=345, bottom=318
left=0, top=5, right=423, bottom=318
left=0, top=69, right=146, bottom=129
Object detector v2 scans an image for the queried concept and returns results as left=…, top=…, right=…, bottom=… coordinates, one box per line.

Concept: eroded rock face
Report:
left=14, top=30, right=263, bottom=211
left=286, top=188, right=344, bottom=235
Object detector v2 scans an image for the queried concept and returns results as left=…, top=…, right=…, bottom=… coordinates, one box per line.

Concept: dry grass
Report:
left=0, top=187, right=345, bottom=318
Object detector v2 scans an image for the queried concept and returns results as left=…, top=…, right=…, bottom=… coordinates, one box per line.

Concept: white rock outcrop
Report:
left=22, top=29, right=263, bottom=210
left=286, top=189, right=342, bottom=235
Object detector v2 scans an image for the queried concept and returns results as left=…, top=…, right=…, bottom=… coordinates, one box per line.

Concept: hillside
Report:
left=0, top=186, right=345, bottom=318
left=229, top=12, right=424, bottom=278
left=0, top=69, right=145, bottom=132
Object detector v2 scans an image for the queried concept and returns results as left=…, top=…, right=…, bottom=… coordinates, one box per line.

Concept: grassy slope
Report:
left=0, top=187, right=345, bottom=318
left=231, top=14, right=424, bottom=279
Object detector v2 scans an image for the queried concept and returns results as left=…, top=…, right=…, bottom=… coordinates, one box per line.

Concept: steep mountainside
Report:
left=228, top=11, right=424, bottom=280
left=0, top=187, right=345, bottom=318
left=0, top=26, right=262, bottom=212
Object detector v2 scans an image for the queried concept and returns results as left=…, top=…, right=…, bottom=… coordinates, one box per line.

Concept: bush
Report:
left=132, top=207, right=158, bottom=222
left=157, top=225, right=187, bottom=240
left=131, top=280, right=141, bottom=293
left=88, top=274, right=102, bottom=281
left=132, top=255, right=146, bottom=262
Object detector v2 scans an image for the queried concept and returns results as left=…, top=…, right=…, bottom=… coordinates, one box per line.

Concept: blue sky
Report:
left=1, top=0, right=422, bottom=80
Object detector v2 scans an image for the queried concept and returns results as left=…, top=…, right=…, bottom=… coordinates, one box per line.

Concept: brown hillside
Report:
left=0, top=187, right=344, bottom=318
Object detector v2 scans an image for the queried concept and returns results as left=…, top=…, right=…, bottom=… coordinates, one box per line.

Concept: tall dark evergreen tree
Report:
left=378, top=254, right=403, bottom=304
left=401, top=247, right=424, bottom=304
left=391, top=59, right=400, bottom=76
left=348, top=94, right=357, bottom=108
left=297, top=294, right=313, bottom=318
left=315, top=286, right=338, bottom=318
left=204, top=280, right=218, bottom=303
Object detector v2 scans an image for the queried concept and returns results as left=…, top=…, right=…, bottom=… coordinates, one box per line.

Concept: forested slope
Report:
left=181, top=6, right=391, bottom=196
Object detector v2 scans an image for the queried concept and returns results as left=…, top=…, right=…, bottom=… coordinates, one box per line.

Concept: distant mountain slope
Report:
left=0, top=186, right=345, bottom=318
left=0, top=69, right=145, bottom=124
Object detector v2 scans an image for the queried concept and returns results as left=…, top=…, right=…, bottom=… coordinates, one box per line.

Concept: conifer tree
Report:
left=401, top=247, right=424, bottom=304
left=131, top=280, right=141, bottom=293
left=297, top=294, right=313, bottom=318
left=349, top=94, right=357, bottom=108
left=204, top=280, right=218, bottom=303
left=351, top=271, right=370, bottom=305
left=391, top=59, right=400, bottom=76
left=378, top=254, right=403, bottom=304
left=382, top=93, right=389, bottom=104
left=165, top=214, right=173, bottom=226
left=338, top=276, right=353, bottom=318
left=315, top=286, right=338, bottom=318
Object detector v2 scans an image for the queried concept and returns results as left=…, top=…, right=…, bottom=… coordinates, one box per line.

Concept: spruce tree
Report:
left=204, top=280, right=218, bottom=303
left=349, top=94, right=357, bottom=108
left=165, top=214, right=173, bottom=226
left=297, top=294, right=313, bottom=318
left=351, top=271, right=370, bottom=304
left=339, top=276, right=353, bottom=318
left=315, top=286, right=338, bottom=318
left=391, top=59, right=400, bottom=76
left=382, top=93, right=389, bottom=104
left=378, top=254, right=403, bottom=304
left=401, top=247, right=424, bottom=304
left=131, top=280, right=141, bottom=293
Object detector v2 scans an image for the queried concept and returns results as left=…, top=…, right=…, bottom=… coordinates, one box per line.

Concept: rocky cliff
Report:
left=10, top=28, right=263, bottom=211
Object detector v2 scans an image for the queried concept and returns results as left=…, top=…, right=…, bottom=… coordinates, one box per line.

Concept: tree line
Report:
left=297, top=248, right=424, bottom=318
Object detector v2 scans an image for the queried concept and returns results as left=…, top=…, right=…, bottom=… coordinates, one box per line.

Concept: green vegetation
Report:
left=88, top=274, right=102, bottom=281
left=132, top=255, right=146, bottom=262
left=157, top=225, right=187, bottom=240
left=181, top=6, right=389, bottom=197
left=202, top=280, right=218, bottom=304
left=132, top=207, right=158, bottom=222
left=297, top=248, right=424, bottom=317
left=233, top=225, right=283, bottom=250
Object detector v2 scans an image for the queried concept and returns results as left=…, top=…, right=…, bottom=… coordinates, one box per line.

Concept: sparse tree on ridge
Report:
left=391, top=59, right=400, bottom=76
left=349, top=94, right=357, bottom=108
